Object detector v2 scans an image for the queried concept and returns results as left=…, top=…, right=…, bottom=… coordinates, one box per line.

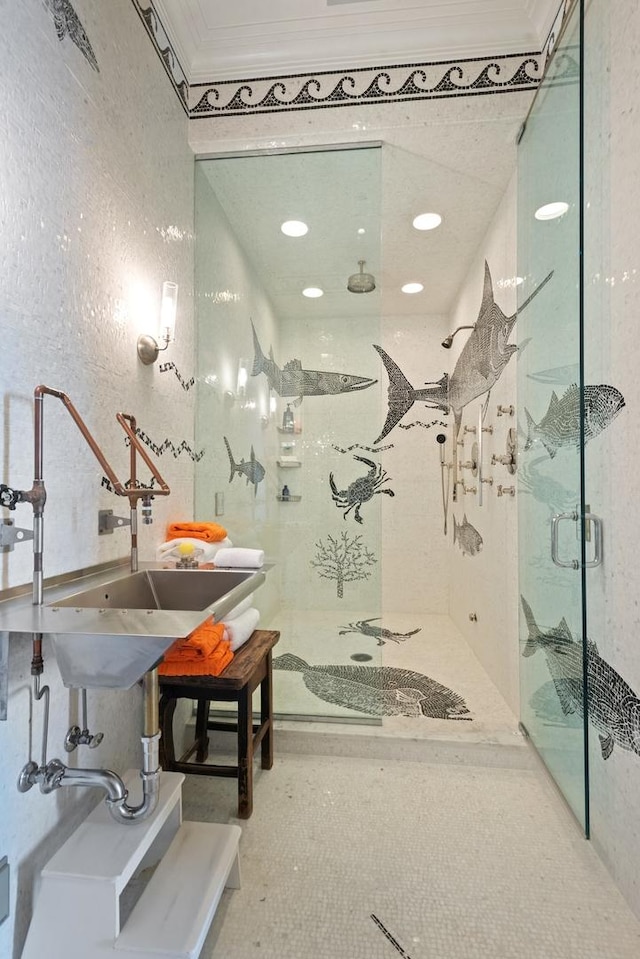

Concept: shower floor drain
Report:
left=350, top=653, right=373, bottom=662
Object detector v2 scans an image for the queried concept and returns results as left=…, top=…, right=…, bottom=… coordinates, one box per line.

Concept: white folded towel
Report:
left=157, top=537, right=233, bottom=563
left=222, top=594, right=254, bottom=622
left=223, top=608, right=260, bottom=652
left=214, top=547, right=264, bottom=569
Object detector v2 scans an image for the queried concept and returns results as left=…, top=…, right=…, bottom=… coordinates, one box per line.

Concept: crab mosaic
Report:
left=329, top=455, right=394, bottom=525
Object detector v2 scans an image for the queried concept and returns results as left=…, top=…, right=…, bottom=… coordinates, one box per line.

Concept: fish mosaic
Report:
left=453, top=514, right=483, bottom=557
left=43, top=0, right=99, bottom=72
left=338, top=618, right=421, bottom=646
left=273, top=654, right=472, bottom=720
left=517, top=456, right=576, bottom=514
left=524, top=384, right=625, bottom=459
left=251, top=321, right=376, bottom=404
left=372, top=262, right=553, bottom=443
left=223, top=437, right=265, bottom=496
left=521, top=596, right=640, bottom=761
left=329, top=456, right=394, bottom=525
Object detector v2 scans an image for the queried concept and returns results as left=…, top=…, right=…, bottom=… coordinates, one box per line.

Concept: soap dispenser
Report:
left=282, top=404, right=294, bottom=432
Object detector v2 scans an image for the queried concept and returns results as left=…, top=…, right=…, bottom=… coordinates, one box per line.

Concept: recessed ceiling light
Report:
left=534, top=202, right=569, bottom=221
left=357, top=228, right=365, bottom=235
left=281, top=220, right=308, bottom=237
left=402, top=282, right=424, bottom=294
left=302, top=287, right=323, bottom=298
left=413, top=212, right=442, bottom=231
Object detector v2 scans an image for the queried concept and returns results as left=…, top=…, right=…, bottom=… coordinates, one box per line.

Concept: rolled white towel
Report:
left=222, top=594, right=254, bottom=622
left=214, top=547, right=264, bottom=569
left=223, top=607, right=260, bottom=652
left=157, top=537, right=233, bottom=563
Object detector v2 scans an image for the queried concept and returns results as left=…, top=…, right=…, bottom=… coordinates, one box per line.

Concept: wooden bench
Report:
left=158, top=629, right=280, bottom=819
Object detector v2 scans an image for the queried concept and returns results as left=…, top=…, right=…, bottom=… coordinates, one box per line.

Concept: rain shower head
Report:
left=441, top=325, right=475, bottom=349
left=347, top=260, right=376, bottom=294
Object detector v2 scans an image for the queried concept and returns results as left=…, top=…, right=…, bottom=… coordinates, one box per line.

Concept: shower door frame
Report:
left=516, top=0, right=590, bottom=836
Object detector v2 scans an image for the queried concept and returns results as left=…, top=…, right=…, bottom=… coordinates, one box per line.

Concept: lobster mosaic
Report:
left=338, top=618, right=422, bottom=646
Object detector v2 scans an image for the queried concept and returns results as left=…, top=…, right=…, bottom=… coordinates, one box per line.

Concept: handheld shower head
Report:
left=436, top=432, right=446, bottom=464
left=441, top=325, right=475, bottom=349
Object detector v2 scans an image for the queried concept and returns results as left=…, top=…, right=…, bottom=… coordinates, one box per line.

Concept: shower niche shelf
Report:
left=276, top=460, right=302, bottom=468
left=276, top=494, right=302, bottom=502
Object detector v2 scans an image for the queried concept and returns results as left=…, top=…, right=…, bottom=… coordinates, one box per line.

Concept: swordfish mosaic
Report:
left=251, top=321, right=377, bottom=404
left=521, top=596, right=640, bottom=761
left=372, top=262, right=553, bottom=443
left=42, top=0, right=99, bottom=72
left=273, top=654, right=472, bottom=720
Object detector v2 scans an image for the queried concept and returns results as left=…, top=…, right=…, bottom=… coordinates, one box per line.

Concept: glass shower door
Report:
left=194, top=146, right=384, bottom=722
left=517, top=2, right=589, bottom=830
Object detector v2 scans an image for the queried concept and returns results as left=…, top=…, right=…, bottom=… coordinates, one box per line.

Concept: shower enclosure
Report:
left=517, top=0, right=590, bottom=831
left=194, top=146, right=385, bottom=721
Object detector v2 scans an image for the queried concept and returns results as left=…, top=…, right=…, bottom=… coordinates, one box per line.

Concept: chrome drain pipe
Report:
left=18, top=669, right=161, bottom=825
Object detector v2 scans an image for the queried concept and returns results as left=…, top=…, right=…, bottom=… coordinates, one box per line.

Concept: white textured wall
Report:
left=583, top=0, right=640, bottom=920
left=0, top=1, right=194, bottom=954
left=446, top=177, right=520, bottom=713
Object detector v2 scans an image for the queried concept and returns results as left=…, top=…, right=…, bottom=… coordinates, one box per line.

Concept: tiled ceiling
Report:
left=156, top=0, right=561, bottom=82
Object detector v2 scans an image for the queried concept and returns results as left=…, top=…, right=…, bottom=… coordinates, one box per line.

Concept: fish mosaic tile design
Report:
left=521, top=596, right=640, bottom=761
left=251, top=321, right=377, bottom=405
left=273, top=654, right=472, bottom=720
left=372, top=262, right=553, bottom=442
left=224, top=437, right=265, bottom=496
left=338, top=618, right=421, bottom=646
left=524, top=384, right=625, bottom=458
left=311, top=532, right=377, bottom=599
left=453, top=514, right=483, bottom=557
left=43, top=0, right=99, bottom=72
left=329, top=456, right=394, bottom=525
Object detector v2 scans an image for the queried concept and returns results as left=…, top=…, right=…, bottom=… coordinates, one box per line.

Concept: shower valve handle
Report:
left=0, top=484, right=22, bottom=510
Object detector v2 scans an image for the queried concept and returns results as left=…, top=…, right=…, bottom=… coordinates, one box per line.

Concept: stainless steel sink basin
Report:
left=0, top=566, right=266, bottom=690
left=52, top=568, right=255, bottom=613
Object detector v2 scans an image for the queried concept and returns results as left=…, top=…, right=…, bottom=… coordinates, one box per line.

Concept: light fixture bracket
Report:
left=137, top=334, right=169, bottom=365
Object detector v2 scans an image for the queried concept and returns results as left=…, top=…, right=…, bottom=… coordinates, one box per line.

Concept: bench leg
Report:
left=159, top=694, right=177, bottom=767
left=194, top=699, right=210, bottom=763
left=237, top=685, right=253, bottom=819
left=260, top=650, right=274, bottom=770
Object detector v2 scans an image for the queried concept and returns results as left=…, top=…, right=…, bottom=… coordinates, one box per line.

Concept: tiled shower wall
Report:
left=447, top=176, right=520, bottom=714
left=0, top=1, right=194, bottom=953
left=190, top=87, right=534, bottom=715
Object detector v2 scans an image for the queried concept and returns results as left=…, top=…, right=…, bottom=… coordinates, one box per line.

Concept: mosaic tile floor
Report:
left=267, top=610, right=521, bottom=747
left=183, top=751, right=640, bottom=959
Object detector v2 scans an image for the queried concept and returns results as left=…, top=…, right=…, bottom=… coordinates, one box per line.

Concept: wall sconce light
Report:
left=137, top=281, right=179, bottom=365
left=236, top=358, right=248, bottom=397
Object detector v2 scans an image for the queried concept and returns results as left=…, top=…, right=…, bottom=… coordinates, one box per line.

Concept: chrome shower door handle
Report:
left=551, top=511, right=603, bottom=569
left=583, top=513, right=603, bottom=568
left=551, top=511, right=579, bottom=569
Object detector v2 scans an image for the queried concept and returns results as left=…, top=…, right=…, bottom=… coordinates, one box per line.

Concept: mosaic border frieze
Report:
left=189, top=54, right=543, bottom=118
left=132, top=0, right=189, bottom=113
left=130, top=0, right=571, bottom=118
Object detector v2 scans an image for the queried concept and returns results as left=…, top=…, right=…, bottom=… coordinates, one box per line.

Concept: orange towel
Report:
left=159, top=620, right=234, bottom=676
left=166, top=522, right=228, bottom=543
left=162, top=619, right=226, bottom=662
